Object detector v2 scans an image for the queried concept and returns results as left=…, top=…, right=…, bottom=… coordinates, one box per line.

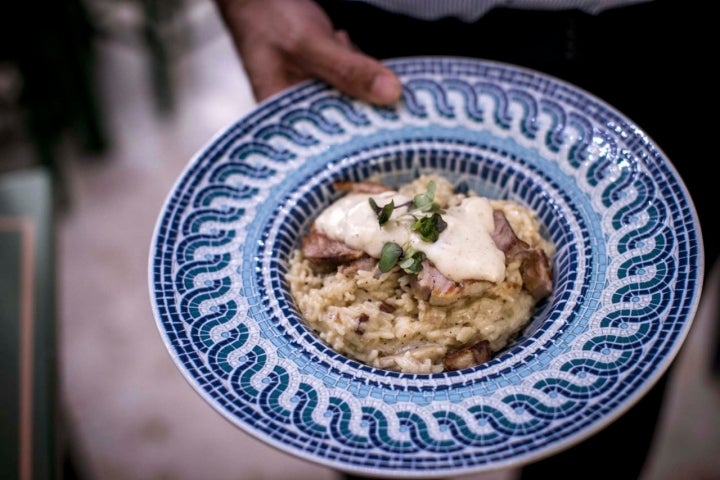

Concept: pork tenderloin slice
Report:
left=491, top=210, right=553, bottom=300
left=301, top=228, right=365, bottom=272
left=410, top=260, right=491, bottom=306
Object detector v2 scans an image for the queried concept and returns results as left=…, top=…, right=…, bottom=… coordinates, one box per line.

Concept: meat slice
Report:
left=491, top=210, right=530, bottom=257
left=442, top=340, right=492, bottom=371
left=338, top=255, right=377, bottom=275
left=491, top=210, right=553, bottom=301
left=299, top=180, right=390, bottom=273
left=519, top=249, right=553, bottom=300
left=410, top=260, right=490, bottom=306
left=301, top=228, right=365, bottom=272
left=411, top=260, right=461, bottom=303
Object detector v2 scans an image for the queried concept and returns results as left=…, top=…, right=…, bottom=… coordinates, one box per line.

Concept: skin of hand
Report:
left=214, top=0, right=403, bottom=105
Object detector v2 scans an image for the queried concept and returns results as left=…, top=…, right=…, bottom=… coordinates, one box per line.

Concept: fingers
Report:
left=333, top=30, right=357, bottom=51
left=240, top=44, right=313, bottom=102
left=217, top=0, right=402, bottom=106
left=249, top=35, right=403, bottom=106
left=252, top=70, right=307, bottom=103
left=295, top=34, right=403, bottom=106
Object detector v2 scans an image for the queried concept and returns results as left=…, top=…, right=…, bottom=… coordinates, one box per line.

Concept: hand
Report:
left=214, top=0, right=402, bottom=105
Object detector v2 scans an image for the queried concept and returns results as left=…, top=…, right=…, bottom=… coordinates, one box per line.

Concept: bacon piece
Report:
left=442, top=340, right=492, bottom=371
left=332, top=180, right=391, bottom=194
left=301, top=228, right=365, bottom=272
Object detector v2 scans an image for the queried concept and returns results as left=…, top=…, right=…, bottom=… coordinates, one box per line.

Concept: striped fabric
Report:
left=345, top=0, right=653, bottom=21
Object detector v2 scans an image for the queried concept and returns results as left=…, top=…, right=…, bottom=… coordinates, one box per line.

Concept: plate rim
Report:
left=148, top=55, right=705, bottom=477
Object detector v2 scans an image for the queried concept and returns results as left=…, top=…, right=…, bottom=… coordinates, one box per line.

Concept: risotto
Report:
left=287, top=175, right=554, bottom=374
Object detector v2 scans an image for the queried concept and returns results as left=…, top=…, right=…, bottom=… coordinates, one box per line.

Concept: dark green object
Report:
left=379, top=242, right=403, bottom=272
left=412, top=213, right=446, bottom=243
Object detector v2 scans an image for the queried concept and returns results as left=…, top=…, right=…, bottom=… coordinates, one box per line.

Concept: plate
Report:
left=148, top=57, right=704, bottom=477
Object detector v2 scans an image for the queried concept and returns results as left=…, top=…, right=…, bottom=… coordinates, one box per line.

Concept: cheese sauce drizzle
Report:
left=314, top=191, right=506, bottom=283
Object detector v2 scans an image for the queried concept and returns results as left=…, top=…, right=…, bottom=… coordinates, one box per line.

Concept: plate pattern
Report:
left=150, top=57, right=703, bottom=476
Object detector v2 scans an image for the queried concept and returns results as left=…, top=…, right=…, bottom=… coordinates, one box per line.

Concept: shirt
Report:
left=347, top=0, right=653, bottom=22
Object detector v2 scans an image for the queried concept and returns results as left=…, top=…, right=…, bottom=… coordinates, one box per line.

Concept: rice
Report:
left=287, top=175, right=554, bottom=374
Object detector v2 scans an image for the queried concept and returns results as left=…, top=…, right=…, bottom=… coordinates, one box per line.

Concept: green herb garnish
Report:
left=398, top=249, right=426, bottom=274
left=371, top=181, right=446, bottom=274
left=379, top=242, right=426, bottom=274
left=412, top=181, right=437, bottom=212
left=369, top=197, right=397, bottom=226
left=369, top=181, right=443, bottom=230
left=412, top=212, right=447, bottom=242
left=379, top=242, right=403, bottom=272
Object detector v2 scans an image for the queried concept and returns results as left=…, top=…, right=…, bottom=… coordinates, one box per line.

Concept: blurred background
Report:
left=1, top=1, right=718, bottom=479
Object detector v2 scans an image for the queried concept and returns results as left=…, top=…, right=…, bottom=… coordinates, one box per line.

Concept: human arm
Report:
left=213, top=0, right=402, bottom=105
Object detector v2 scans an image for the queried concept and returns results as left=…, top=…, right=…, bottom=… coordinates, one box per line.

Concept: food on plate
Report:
left=287, top=174, right=554, bottom=374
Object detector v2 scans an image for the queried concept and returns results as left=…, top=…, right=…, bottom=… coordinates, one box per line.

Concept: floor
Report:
left=24, top=4, right=720, bottom=479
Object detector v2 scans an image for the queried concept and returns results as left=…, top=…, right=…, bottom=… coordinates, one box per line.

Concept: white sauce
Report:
left=314, top=191, right=506, bottom=283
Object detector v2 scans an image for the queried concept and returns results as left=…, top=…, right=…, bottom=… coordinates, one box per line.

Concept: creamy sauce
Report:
left=314, top=191, right=506, bottom=283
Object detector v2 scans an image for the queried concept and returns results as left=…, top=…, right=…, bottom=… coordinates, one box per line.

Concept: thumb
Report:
left=297, top=35, right=403, bottom=106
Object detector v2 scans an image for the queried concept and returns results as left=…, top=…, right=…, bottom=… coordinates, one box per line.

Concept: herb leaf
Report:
left=412, top=212, right=447, bottom=242
left=379, top=242, right=427, bottom=274
left=368, top=197, right=381, bottom=214
left=371, top=180, right=447, bottom=274
left=379, top=242, right=403, bottom=272
left=369, top=197, right=395, bottom=226
left=412, top=181, right=437, bottom=212
left=398, top=250, right=426, bottom=274
left=378, top=200, right=395, bottom=225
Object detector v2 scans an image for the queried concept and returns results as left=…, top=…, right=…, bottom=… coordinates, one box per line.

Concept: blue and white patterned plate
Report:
left=149, top=57, right=704, bottom=477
